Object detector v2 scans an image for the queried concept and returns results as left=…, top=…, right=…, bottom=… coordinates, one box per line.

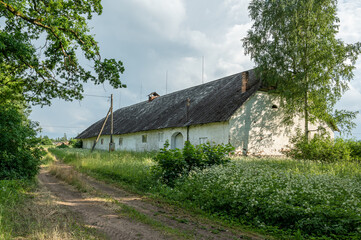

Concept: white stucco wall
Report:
left=229, top=91, right=334, bottom=156
left=82, top=122, right=230, bottom=152
left=82, top=91, right=334, bottom=155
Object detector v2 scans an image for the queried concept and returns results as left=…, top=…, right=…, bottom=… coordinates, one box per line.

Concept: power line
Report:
left=41, top=125, right=84, bottom=129
left=83, top=94, right=110, bottom=98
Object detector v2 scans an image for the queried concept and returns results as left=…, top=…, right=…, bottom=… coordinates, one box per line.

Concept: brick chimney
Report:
left=241, top=71, right=249, bottom=93
left=148, top=92, right=160, bottom=102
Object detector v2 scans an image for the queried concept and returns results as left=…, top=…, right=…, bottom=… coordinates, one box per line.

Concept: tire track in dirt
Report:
left=47, top=162, right=267, bottom=240
left=38, top=169, right=169, bottom=240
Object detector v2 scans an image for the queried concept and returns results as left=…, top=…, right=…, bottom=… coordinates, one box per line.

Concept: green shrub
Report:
left=345, top=139, right=361, bottom=161
left=69, top=139, right=83, bottom=148
left=39, top=136, right=53, bottom=146
left=153, top=141, right=234, bottom=185
left=288, top=134, right=352, bottom=162
left=57, top=143, right=70, bottom=149
left=0, top=105, right=43, bottom=180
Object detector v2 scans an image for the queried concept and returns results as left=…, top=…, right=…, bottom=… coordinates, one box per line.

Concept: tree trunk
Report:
left=304, top=86, right=309, bottom=142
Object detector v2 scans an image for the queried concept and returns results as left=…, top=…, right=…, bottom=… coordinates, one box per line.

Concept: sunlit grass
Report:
left=49, top=148, right=157, bottom=192
left=0, top=179, right=104, bottom=240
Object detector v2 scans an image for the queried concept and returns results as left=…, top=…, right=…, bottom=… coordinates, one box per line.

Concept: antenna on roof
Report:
left=166, top=70, right=168, bottom=94
left=119, top=91, right=121, bottom=108
left=140, top=80, right=143, bottom=102
left=202, top=56, right=205, bottom=84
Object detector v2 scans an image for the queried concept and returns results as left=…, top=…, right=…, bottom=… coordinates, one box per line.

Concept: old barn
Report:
left=76, top=69, right=333, bottom=155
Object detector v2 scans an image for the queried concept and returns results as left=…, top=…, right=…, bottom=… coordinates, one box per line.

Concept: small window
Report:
left=101, top=138, right=104, bottom=145
left=199, top=137, right=208, bottom=144
left=142, top=135, right=147, bottom=143
left=158, top=132, right=164, bottom=142
left=119, top=138, right=123, bottom=146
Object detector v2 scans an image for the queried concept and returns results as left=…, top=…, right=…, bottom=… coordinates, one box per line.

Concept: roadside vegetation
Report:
left=49, top=139, right=361, bottom=240
left=0, top=148, right=107, bottom=239
left=0, top=179, right=105, bottom=240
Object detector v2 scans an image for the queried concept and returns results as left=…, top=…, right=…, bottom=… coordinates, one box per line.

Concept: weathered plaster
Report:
left=82, top=122, right=229, bottom=151
left=82, top=91, right=333, bottom=155
left=229, top=92, right=334, bottom=155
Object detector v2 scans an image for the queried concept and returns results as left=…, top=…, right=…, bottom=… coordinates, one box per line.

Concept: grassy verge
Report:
left=49, top=148, right=361, bottom=239
left=114, top=200, right=194, bottom=239
left=48, top=148, right=157, bottom=193
left=0, top=179, right=105, bottom=240
left=46, top=160, right=195, bottom=239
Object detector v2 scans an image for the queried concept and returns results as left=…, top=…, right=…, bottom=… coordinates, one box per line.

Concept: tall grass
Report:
left=0, top=149, right=107, bottom=240
left=49, top=148, right=157, bottom=192
left=49, top=148, right=361, bottom=239
left=0, top=180, right=26, bottom=239
left=0, top=179, right=105, bottom=239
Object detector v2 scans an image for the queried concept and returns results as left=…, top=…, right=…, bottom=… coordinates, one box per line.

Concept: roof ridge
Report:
left=113, top=70, right=252, bottom=113
left=76, top=69, right=259, bottom=139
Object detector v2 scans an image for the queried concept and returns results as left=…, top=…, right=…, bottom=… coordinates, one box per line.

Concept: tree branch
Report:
left=1, top=1, right=71, bottom=61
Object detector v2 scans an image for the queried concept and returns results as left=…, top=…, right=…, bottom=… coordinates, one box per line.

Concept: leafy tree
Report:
left=243, top=0, right=361, bottom=139
left=0, top=0, right=125, bottom=106
left=39, top=135, right=53, bottom=145
left=0, top=1, right=125, bottom=179
left=0, top=104, right=43, bottom=179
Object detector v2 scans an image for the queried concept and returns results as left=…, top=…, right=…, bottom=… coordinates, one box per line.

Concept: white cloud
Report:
left=337, top=0, right=361, bottom=42
left=337, top=84, right=361, bottom=112
left=225, top=0, right=251, bottom=24
left=130, top=0, right=186, bottom=38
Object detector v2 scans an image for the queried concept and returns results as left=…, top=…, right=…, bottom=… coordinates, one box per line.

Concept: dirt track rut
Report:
left=38, top=169, right=168, bottom=240
left=39, top=163, right=266, bottom=240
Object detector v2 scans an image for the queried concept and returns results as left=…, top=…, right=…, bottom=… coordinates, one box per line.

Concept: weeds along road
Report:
left=38, top=160, right=266, bottom=240
left=38, top=168, right=167, bottom=240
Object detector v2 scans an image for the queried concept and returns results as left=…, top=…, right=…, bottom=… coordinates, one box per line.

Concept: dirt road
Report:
left=38, top=163, right=266, bottom=240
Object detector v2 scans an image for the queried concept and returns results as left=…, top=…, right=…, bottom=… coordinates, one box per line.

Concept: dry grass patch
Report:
left=0, top=181, right=105, bottom=240
left=48, top=164, right=91, bottom=193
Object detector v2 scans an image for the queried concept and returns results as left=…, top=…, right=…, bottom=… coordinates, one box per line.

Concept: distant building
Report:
left=76, top=69, right=333, bottom=155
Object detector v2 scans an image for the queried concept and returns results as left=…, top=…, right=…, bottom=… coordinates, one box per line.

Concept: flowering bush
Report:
left=153, top=141, right=234, bottom=185
left=162, top=159, right=361, bottom=238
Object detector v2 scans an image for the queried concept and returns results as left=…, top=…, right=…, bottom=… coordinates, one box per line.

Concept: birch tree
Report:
left=243, top=0, right=361, bottom=139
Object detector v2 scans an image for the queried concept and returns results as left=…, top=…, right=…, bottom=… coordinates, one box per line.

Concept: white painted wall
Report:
left=82, top=91, right=334, bottom=155
left=82, top=122, right=230, bottom=152
left=229, top=92, right=334, bottom=156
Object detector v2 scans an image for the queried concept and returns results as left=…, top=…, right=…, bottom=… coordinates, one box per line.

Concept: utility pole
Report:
left=186, top=98, right=190, bottom=141
left=109, top=94, right=114, bottom=152
left=91, top=94, right=114, bottom=152
left=91, top=108, right=111, bottom=152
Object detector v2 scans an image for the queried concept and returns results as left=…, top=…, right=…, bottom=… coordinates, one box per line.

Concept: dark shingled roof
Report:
left=76, top=69, right=262, bottom=139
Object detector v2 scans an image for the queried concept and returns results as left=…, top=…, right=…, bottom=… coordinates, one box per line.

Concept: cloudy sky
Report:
left=30, top=0, right=361, bottom=140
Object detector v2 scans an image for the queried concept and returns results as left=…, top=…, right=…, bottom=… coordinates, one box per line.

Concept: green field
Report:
left=49, top=148, right=361, bottom=239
